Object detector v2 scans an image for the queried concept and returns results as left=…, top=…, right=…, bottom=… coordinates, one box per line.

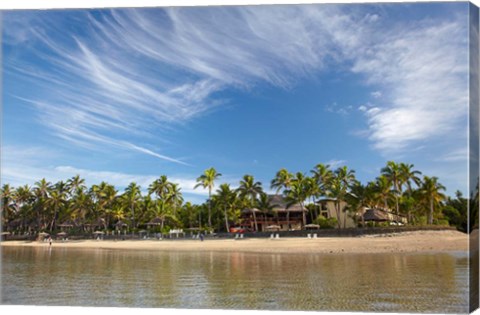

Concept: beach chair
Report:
left=240, top=234, right=244, bottom=239
left=270, top=234, right=274, bottom=239
left=275, top=234, right=280, bottom=239
left=235, top=234, right=239, bottom=239
left=313, top=234, right=318, bottom=239
left=307, top=234, right=312, bottom=239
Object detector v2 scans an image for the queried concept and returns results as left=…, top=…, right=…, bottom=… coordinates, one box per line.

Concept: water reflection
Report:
left=1, top=247, right=469, bottom=313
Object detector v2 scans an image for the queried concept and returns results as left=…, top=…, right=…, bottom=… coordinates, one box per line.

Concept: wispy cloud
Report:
left=325, top=159, right=347, bottom=168
left=352, top=20, right=468, bottom=153
left=4, top=4, right=469, bottom=163
left=2, top=145, right=202, bottom=195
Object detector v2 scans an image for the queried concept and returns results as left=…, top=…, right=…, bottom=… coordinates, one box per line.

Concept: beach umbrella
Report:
left=1, top=232, right=11, bottom=236
left=266, top=225, right=281, bottom=231
left=39, top=232, right=50, bottom=236
left=304, top=224, right=320, bottom=230
left=57, top=232, right=67, bottom=237
left=93, top=231, right=105, bottom=235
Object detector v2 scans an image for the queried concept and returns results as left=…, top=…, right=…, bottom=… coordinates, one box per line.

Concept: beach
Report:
left=0, top=230, right=468, bottom=254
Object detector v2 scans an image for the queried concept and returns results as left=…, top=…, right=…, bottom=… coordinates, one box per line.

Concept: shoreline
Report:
left=0, top=230, right=469, bottom=254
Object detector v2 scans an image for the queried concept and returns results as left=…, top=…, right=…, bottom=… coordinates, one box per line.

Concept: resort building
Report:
left=240, top=194, right=307, bottom=231
left=316, top=198, right=357, bottom=228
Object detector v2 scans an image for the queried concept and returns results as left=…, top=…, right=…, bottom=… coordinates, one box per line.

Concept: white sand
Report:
left=1, top=230, right=469, bottom=254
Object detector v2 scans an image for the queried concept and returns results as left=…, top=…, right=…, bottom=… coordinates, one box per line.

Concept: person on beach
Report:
left=199, top=234, right=204, bottom=242
left=48, top=236, right=52, bottom=246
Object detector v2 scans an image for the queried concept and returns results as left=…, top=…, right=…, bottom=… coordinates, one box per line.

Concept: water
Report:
left=0, top=246, right=469, bottom=313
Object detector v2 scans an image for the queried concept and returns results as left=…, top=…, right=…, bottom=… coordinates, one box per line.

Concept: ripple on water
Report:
left=1, top=247, right=469, bottom=313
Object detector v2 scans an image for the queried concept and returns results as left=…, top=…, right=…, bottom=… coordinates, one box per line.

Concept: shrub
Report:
left=314, top=215, right=337, bottom=229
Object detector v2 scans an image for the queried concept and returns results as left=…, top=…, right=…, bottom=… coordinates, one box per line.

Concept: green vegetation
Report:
left=0, top=161, right=474, bottom=234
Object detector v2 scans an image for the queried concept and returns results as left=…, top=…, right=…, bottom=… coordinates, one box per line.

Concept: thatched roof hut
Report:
left=241, top=208, right=261, bottom=214
left=269, top=194, right=305, bottom=212
left=114, top=220, right=128, bottom=228
left=85, top=218, right=106, bottom=228
left=363, top=208, right=389, bottom=222
left=243, top=195, right=306, bottom=214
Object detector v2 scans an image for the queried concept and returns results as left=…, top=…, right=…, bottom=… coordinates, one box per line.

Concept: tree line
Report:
left=0, top=161, right=472, bottom=234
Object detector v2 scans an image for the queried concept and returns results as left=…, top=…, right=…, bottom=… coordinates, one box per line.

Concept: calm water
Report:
left=0, top=246, right=469, bottom=313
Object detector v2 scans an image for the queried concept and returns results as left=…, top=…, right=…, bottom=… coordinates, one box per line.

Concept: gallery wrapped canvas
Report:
left=1, top=1, right=479, bottom=314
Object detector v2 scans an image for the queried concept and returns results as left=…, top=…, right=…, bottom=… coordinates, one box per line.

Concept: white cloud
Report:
left=3, top=4, right=469, bottom=163
left=352, top=21, right=468, bottom=152
left=435, top=148, right=469, bottom=162
left=1, top=146, right=206, bottom=197
left=325, top=159, right=347, bottom=168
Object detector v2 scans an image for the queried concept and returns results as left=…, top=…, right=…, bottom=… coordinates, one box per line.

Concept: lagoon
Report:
left=0, top=247, right=469, bottom=313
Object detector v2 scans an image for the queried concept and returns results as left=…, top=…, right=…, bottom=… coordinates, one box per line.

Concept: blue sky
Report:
left=2, top=2, right=471, bottom=203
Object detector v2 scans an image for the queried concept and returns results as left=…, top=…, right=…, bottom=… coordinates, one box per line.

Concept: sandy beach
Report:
left=0, top=230, right=469, bottom=254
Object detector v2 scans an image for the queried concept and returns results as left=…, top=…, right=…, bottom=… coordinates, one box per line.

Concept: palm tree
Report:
left=346, top=181, right=374, bottom=227
left=194, top=167, right=222, bottom=229
left=311, top=163, right=333, bottom=192
left=98, top=183, right=118, bottom=228
left=70, top=188, right=92, bottom=226
left=1, top=184, right=14, bottom=229
left=304, top=176, right=320, bottom=221
left=237, top=174, right=263, bottom=232
left=149, top=200, right=177, bottom=231
left=215, top=183, right=236, bottom=232
left=399, top=163, right=422, bottom=193
left=181, top=202, right=198, bottom=229
left=13, top=185, right=34, bottom=231
left=419, top=176, right=446, bottom=225
left=124, top=182, right=142, bottom=230
left=111, top=203, right=126, bottom=223
left=167, top=183, right=183, bottom=217
left=270, top=168, right=293, bottom=194
left=375, top=175, right=393, bottom=210
left=256, top=192, right=278, bottom=229
left=46, top=188, right=67, bottom=231
left=326, top=167, right=356, bottom=228
left=34, top=178, right=52, bottom=230
left=66, top=175, right=86, bottom=197
left=399, top=163, right=422, bottom=223
left=149, top=175, right=172, bottom=200
left=284, top=172, right=309, bottom=228
left=381, top=161, right=402, bottom=216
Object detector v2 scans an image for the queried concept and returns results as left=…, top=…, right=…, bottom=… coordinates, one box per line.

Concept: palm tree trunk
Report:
left=224, top=206, right=229, bottom=232
left=131, top=203, right=135, bottom=231
left=208, top=188, right=212, bottom=229
left=252, top=210, right=258, bottom=232
left=395, top=181, right=400, bottom=216
left=199, top=209, right=202, bottom=229
left=265, top=212, right=270, bottom=232
left=429, top=198, right=434, bottom=225
left=286, top=210, right=290, bottom=230
left=301, top=203, right=306, bottom=228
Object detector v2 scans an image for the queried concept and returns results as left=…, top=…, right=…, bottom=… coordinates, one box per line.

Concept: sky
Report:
left=1, top=1, right=473, bottom=204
